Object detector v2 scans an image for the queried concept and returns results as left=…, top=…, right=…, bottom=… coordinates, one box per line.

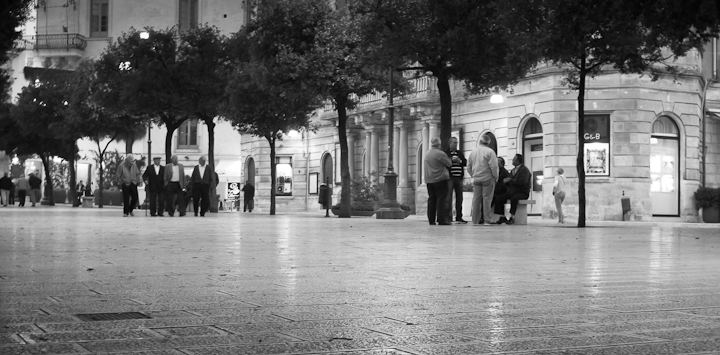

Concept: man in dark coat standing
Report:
left=241, top=180, right=255, bottom=212
left=142, top=157, right=165, bottom=217
left=190, top=156, right=214, bottom=217
left=28, top=172, right=41, bottom=207
left=445, top=136, right=468, bottom=223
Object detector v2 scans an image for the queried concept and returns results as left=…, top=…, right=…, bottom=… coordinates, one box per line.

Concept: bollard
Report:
left=621, top=190, right=631, bottom=221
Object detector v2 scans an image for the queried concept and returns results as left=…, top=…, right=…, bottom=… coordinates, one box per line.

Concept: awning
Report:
left=214, top=160, right=243, bottom=182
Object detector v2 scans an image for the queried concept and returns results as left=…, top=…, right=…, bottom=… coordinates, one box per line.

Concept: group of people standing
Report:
left=0, top=171, right=42, bottom=207
left=424, top=136, right=567, bottom=225
left=116, top=154, right=217, bottom=217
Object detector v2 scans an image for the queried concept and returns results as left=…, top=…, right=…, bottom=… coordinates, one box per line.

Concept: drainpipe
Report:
left=701, top=39, right=716, bottom=188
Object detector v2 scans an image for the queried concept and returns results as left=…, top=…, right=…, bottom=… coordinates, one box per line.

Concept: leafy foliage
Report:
left=694, top=187, right=720, bottom=209
left=0, top=0, right=33, bottom=99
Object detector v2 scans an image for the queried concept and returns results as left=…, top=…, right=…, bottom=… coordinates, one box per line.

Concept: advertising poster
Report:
left=583, top=115, right=610, bottom=176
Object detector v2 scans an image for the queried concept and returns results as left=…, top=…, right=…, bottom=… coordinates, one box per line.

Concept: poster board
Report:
left=309, top=172, right=319, bottom=194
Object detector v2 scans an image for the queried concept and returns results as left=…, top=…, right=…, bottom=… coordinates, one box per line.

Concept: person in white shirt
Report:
left=553, top=167, right=567, bottom=224
left=163, top=155, right=187, bottom=217
left=466, top=135, right=499, bottom=225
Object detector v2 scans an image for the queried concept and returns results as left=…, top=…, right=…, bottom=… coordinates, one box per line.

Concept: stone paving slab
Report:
left=1, top=207, right=720, bottom=354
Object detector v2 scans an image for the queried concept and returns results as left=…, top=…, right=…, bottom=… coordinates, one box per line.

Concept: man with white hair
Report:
left=467, top=134, right=499, bottom=225
left=424, top=137, right=453, bottom=225
left=116, top=153, right=143, bottom=217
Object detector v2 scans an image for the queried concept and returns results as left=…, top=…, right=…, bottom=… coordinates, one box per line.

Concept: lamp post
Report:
left=376, top=67, right=405, bottom=219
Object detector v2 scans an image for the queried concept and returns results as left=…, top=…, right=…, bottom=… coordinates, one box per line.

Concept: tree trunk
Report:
left=336, top=94, right=352, bottom=218
left=267, top=135, right=276, bottom=215
left=436, top=70, right=453, bottom=151
left=125, top=132, right=134, bottom=154
left=206, top=119, right=218, bottom=213
left=95, top=139, right=104, bottom=208
left=576, top=58, right=587, bottom=228
left=68, top=155, right=77, bottom=207
left=164, top=120, right=182, bottom=164
left=39, top=154, right=55, bottom=206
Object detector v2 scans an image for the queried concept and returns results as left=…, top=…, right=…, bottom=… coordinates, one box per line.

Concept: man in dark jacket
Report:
left=445, top=137, right=468, bottom=223
left=142, top=157, right=165, bottom=217
left=28, top=172, right=41, bottom=207
left=0, top=173, right=11, bottom=207
left=494, top=154, right=531, bottom=225
left=241, top=180, right=255, bottom=212
left=190, top=156, right=214, bottom=217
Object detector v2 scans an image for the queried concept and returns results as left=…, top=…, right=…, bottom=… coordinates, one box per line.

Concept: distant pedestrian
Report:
left=85, top=182, right=92, bottom=197
left=0, top=172, right=11, bottom=207
left=191, top=156, right=213, bottom=217
left=9, top=179, right=15, bottom=205
left=75, top=180, right=85, bottom=205
left=116, top=154, right=142, bottom=217
left=424, top=137, right=452, bottom=225
left=445, top=137, right=468, bottom=223
left=493, top=154, right=531, bottom=225
left=16, top=174, right=29, bottom=207
left=142, top=157, right=165, bottom=217
left=164, top=155, right=187, bottom=217
left=467, top=134, right=499, bottom=226
left=241, top=180, right=255, bottom=212
left=553, top=167, right=567, bottom=224
left=28, top=172, right=41, bottom=207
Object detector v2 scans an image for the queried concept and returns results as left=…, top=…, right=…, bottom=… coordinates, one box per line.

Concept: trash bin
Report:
left=621, top=191, right=631, bottom=221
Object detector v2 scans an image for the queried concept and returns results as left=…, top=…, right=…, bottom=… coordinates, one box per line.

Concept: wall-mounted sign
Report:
left=583, top=115, right=610, bottom=176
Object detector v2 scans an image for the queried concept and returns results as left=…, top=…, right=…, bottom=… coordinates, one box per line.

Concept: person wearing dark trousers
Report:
left=142, top=157, right=165, bottom=217
left=164, top=155, right=187, bottom=217
left=74, top=180, right=85, bottom=206
left=424, top=137, right=453, bottom=225
left=116, top=154, right=142, bottom=217
left=0, top=172, right=12, bottom=207
left=241, top=180, right=255, bottom=212
left=28, top=172, right=41, bottom=207
left=445, top=137, right=468, bottom=223
left=16, top=174, right=29, bottom=207
left=494, top=154, right=531, bottom=225
left=491, top=157, right=510, bottom=219
left=191, top=156, right=213, bottom=217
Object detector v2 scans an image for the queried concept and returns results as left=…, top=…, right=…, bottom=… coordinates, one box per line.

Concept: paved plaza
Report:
left=1, top=206, right=720, bottom=354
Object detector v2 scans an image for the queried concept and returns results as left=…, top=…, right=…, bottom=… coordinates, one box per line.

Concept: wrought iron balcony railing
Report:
left=323, top=76, right=439, bottom=113
left=33, top=33, right=87, bottom=51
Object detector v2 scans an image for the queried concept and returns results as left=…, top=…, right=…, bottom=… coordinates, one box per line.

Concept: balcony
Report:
left=34, top=33, right=87, bottom=51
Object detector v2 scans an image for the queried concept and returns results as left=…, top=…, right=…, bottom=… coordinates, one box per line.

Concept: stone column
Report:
left=364, top=131, right=371, bottom=176
left=393, top=126, right=400, bottom=174
left=370, top=129, right=380, bottom=175
left=428, top=121, right=438, bottom=143
left=399, top=124, right=409, bottom=188
left=421, top=122, right=429, bottom=183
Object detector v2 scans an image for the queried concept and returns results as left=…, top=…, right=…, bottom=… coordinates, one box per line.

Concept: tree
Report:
left=0, top=0, right=32, bottom=98
left=310, top=11, right=407, bottom=217
left=354, top=0, right=537, bottom=150
left=532, top=0, right=720, bottom=227
left=95, top=28, right=188, bottom=164
left=224, top=0, right=327, bottom=215
left=176, top=25, right=230, bottom=213
left=67, top=60, right=143, bottom=207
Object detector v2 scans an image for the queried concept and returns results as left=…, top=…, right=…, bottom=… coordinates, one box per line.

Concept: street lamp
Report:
left=376, top=66, right=405, bottom=219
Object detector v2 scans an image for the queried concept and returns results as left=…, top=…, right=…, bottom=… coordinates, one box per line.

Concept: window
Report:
left=90, top=0, right=109, bottom=38
left=275, top=156, right=293, bottom=196
left=177, top=119, right=198, bottom=149
left=179, top=0, right=199, bottom=33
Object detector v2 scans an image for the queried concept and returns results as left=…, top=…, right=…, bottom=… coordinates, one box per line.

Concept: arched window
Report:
left=652, top=116, right=679, bottom=136
left=322, top=154, right=333, bottom=185
left=523, top=117, right=543, bottom=136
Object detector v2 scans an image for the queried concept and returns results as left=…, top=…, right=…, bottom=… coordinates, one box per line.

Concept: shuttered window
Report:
left=90, top=0, right=109, bottom=37
left=179, top=0, right=199, bottom=33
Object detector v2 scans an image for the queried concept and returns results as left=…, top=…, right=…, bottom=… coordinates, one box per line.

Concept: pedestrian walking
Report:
left=493, top=154, right=531, bottom=225
left=9, top=179, right=15, bottom=205
left=75, top=180, right=85, bottom=206
left=424, top=137, right=452, bottom=225
left=554, top=167, right=567, bottom=224
left=445, top=137, right=468, bottom=223
left=0, top=173, right=11, bottom=207
left=466, top=134, right=499, bottom=226
left=164, top=155, right=187, bottom=217
left=16, top=174, right=29, bottom=207
left=191, top=156, right=213, bottom=217
left=28, top=172, right=41, bottom=207
left=142, top=157, right=165, bottom=217
left=116, top=154, right=142, bottom=217
left=241, top=180, right=255, bottom=212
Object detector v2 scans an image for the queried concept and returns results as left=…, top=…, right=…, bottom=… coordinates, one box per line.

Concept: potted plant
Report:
left=694, top=187, right=720, bottom=223
left=331, top=172, right=381, bottom=216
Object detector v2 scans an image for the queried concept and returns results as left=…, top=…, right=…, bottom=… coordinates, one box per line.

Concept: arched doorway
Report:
left=322, top=153, right=333, bottom=186
left=522, top=117, right=543, bottom=215
left=651, top=116, right=680, bottom=216
left=244, top=157, right=255, bottom=185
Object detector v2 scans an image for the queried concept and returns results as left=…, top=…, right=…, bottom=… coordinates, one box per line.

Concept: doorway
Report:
left=244, top=157, right=255, bottom=185
left=322, top=153, right=333, bottom=186
left=522, top=117, right=543, bottom=215
left=650, top=116, right=680, bottom=216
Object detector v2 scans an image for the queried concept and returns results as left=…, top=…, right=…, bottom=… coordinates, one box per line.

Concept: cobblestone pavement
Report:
left=1, top=206, right=720, bottom=355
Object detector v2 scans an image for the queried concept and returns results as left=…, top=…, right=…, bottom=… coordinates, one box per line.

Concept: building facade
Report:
left=4, top=1, right=719, bottom=220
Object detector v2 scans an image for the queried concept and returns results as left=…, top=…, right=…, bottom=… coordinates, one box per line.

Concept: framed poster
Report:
left=583, top=115, right=610, bottom=176
left=227, top=182, right=241, bottom=200
left=309, top=172, right=319, bottom=194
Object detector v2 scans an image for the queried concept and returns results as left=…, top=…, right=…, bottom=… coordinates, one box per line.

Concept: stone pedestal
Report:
left=376, top=172, right=405, bottom=219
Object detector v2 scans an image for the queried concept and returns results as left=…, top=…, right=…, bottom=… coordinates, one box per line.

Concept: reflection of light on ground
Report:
left=586, top=234, right=604, bottom=297
left=489, top=328, right=506, bottom=342
left=275, top=218, right=297, bottom=293
left=648, top=228, right=674, bottom=283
